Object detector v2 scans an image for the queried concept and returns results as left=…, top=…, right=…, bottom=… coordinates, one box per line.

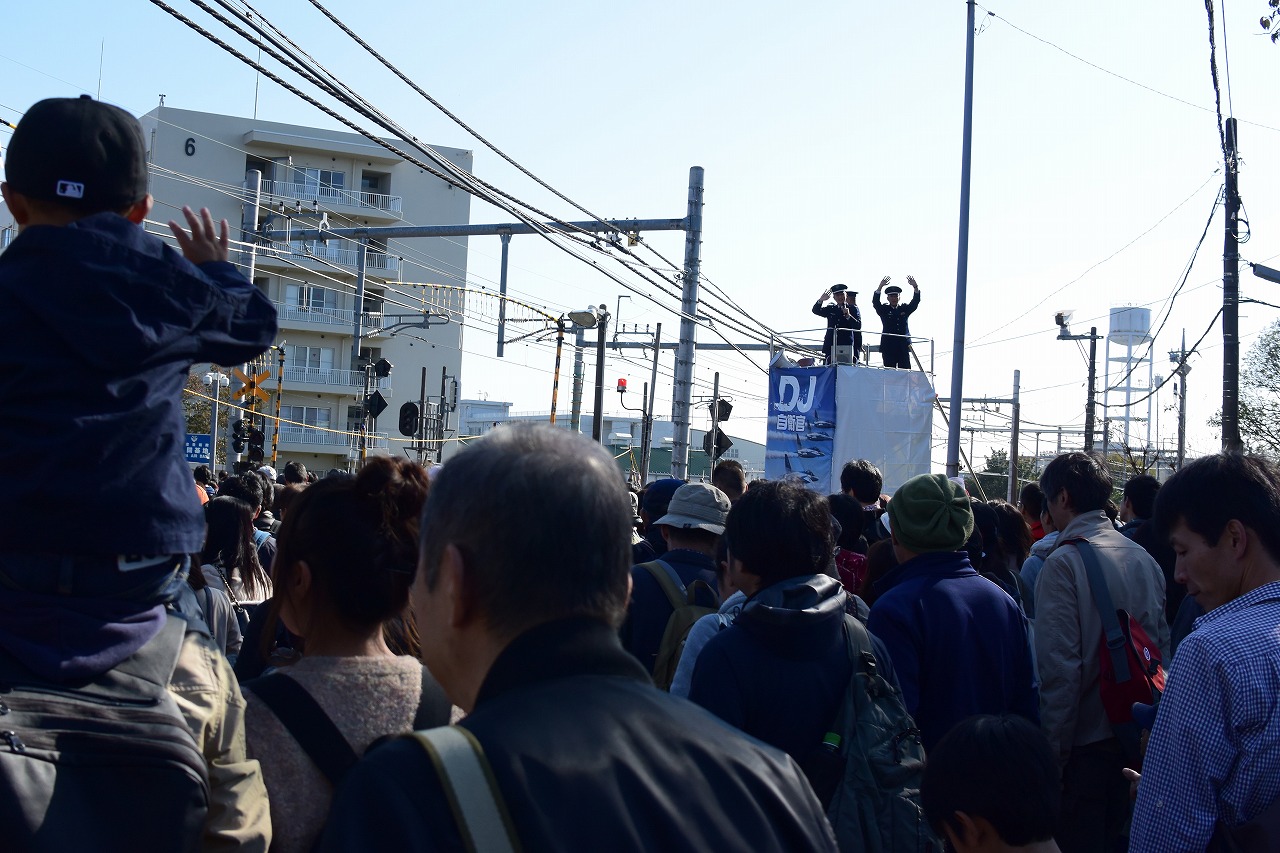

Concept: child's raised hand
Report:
left=169, top=206, right=229, bottom=265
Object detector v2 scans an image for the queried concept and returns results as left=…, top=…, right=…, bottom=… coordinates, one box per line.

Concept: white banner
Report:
left=830, top=367, right=935, bottom=494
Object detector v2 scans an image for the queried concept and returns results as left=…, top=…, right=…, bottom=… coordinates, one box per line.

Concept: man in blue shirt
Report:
left=1129, top=454, right=1280, bottom=852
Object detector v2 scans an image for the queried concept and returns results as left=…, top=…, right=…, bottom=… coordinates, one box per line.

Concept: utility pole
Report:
left=945, top=0, right=977, bottom=478
left=1086, top=327, right=1098, bottom=452
left=592, top=307, right=610, bottom=443
left=350, top=239, right=368, bottom=371
left=1008, top=370, right=1020, bottom=503
left=710, top=372, right=721, bottom=474
left=1055, top=315, right=1101, bottom=452
left=671, top=167, right=705, bottom=480
left=1169, top=329, right=1191, bottom=470
left=496, top=231, right=511, bottom=358
left=1222, top=117, right=1242, bottom=452
left=570, top=325, right=586, bottom=432
left=642, top=323, right=661, bottom=483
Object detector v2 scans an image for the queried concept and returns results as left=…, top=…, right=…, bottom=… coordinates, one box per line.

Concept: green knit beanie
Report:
left=888, top=473, right=974, bottom=553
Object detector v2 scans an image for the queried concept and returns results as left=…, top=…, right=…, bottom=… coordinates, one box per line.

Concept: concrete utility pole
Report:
left=592, top=307, right=610, bottom=443
left=1008, top=370, right=1020, bottom=503
left=350, top=239, right=368, bottom=371
left=671, top=167, right=705, bottom=480
left=641, top=324, right=662, bottom=483
left=1222, top=117, right=1242, bottom=452
left=945, top=0, right=978, bottom=478
left=570, top=326, right=586, bottom=432
left=1055, top=317, right=1101, bottom=452
left=1169, top=329, right=1192, bottom=470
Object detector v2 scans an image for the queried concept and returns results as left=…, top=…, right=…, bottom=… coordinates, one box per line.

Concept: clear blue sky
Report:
left=4, top=1, right=1278, bottom=469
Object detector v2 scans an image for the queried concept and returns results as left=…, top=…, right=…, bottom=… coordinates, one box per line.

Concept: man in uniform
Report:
left=811, top=284, right=860, bottom=365
left=872, top=275, right=921, bottom=369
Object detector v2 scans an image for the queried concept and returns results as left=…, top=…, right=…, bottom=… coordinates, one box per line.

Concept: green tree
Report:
left=964, top=447, right=1037, bottom=502
left=1238, top=319, right=1280, bottom=458
left=183, top=371, right=233, bottom=467
left=1210, top=319, right=1280, bottom=459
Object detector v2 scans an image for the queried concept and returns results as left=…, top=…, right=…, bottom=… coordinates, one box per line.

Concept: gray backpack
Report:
left=817, top=615, right=939, bottom=852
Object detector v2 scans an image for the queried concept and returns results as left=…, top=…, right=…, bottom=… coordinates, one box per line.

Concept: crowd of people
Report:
left=3, top=95, right=1280, bottom=853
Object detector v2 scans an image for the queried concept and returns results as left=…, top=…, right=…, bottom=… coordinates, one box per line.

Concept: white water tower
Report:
left=1104, top=306, right=1154, bottom=453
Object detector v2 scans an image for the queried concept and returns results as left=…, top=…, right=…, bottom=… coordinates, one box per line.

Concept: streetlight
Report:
left=203, top=369, right=230, bottom=476
left=565, top=307, right=609, bottom=442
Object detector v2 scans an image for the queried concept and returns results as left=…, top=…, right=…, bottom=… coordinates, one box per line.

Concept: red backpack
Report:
left=1070, top=539, right=1166, bottom=767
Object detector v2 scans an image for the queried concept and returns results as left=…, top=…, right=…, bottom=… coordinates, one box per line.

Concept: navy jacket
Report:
left=319, top=617, right=837, bottom=852
left=867, top=550, right=1039, bottom=750
left=872, top=288, right=920, bottom=337
left=0, top=214, right=276, bottom=555
left=688, top=574, right=897, bottom=763
left=620, top=548, right=718, bottom=674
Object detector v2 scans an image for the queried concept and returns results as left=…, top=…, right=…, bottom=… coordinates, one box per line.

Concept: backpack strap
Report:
left=413, top=666, right=453, bottom=730
left=411, top=726, right=521, bottom=853
left=111, top=612, right=189, bottom=689
left=640, top=560, right=687, bottom=611
left=1069, top=539, right=1132, bottom=683
left=248, top=673, right=359, bottom=787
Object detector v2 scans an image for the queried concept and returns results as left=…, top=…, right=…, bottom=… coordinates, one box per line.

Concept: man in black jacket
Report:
left=320, top=424, right=837, bottom=852
left=872, top=276, right=921, bottom=369
left=811, top=284, right=861, bottom=364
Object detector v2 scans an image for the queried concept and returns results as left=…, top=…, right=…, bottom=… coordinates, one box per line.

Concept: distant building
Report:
left=140, top=105, right=473, bottom=470
left=457, top=399, right=765, bottom=484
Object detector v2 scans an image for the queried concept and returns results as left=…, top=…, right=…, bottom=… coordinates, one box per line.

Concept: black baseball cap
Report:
left=4, top=95, right=148, bottom=211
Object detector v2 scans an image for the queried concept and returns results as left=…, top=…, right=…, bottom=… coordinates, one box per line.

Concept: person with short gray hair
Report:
left=320, top=424, right=837, bottom=852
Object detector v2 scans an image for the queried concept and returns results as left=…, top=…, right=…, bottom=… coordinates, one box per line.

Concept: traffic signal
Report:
left=398, top=402, right=420, bottom=437
left=231, top=419, right=246, bottom=453
left=247, top=424, right=265, bottom=463
left=711, top=399, right=732, bottom=422
left=702, top=427, right=733, bottom=461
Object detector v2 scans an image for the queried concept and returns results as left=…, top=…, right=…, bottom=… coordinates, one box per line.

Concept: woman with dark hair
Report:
left=242, top=456, right=450, bottom=853
left=969, top=499, right=1031, bottom=612
left=200, top=495, right=272, bottom=608
left=990, top=499, right=1033, bottom=571
left=184, top=558, right=242, bottom=663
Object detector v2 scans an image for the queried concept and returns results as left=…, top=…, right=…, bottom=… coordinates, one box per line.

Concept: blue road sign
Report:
left=185, top=433, right=212, bottom=464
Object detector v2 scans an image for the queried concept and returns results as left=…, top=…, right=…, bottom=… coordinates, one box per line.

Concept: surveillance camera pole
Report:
left=1057, top=322, right=1101, bottom=452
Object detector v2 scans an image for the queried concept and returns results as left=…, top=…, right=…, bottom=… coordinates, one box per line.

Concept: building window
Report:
left=285, top=283, right=337, bottom=311
left=281, top=405, right=332, bottom=429
left=363, top=287, right=385, bottom=315
left=287, top=166, right=346, bottom=202
left=286, top=345, right=335, bottom=372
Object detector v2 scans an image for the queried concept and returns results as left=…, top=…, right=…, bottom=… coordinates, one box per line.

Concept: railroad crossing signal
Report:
left=232, top=368, right=271, bottom=403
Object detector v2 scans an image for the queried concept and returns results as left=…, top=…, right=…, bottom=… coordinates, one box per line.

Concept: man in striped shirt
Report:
left=1129, top=453, right=1280, bottom=852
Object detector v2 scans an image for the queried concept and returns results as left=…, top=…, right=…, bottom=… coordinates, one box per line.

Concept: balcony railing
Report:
left=277, top=425, right=388, bottom=450
left=259, top=241, right=399, bottom=274
left=261, top=179, right=402, bottom=214
left=266, top=364, right=392, bottom=393
left=274, top=302, right=384, bottom=332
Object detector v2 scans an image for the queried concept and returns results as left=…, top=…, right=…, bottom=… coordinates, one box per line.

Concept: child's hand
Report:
left=169, top=206, right=230, bottom=265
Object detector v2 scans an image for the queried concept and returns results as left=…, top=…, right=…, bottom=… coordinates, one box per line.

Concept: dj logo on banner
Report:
left=765, top=366, right=836, bottom=493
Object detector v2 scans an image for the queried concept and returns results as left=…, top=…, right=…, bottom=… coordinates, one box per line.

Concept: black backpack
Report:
left=802, top=615, right=940, bottom=852
left=0, top=614, right=209, bottom=852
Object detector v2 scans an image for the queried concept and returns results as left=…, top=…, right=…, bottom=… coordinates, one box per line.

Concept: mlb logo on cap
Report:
left=57, top=181, right=86, bottom=199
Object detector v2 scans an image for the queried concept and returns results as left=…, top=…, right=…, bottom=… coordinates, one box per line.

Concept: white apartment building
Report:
left=141, top=105, right=473, bottom=471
